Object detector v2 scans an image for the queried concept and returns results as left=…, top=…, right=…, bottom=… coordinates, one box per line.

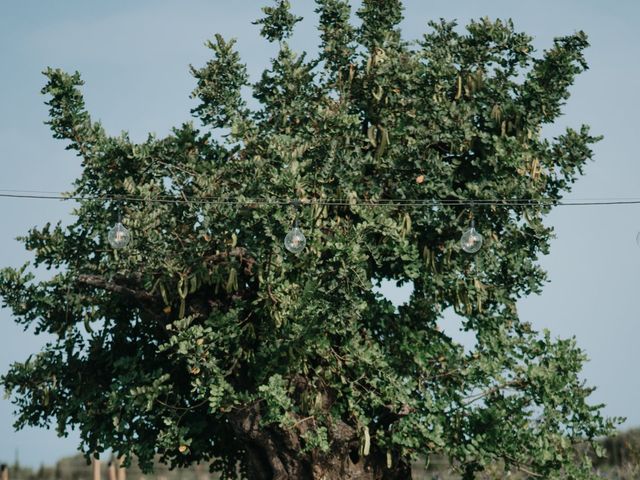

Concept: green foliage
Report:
left=191, top=35, right=249, bottom=129
left=357, top=0, right=404, bottom=48
left=316, top=0, right=355, bottom=72
left=253, top=0, right=302, bottom=43
left=0, top=2, right=619, bottom=479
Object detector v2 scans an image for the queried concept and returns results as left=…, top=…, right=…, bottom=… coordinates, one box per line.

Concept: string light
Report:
left=0, top=190, right=640, bottom=208
left=460, top=219, right=483, bottom=254
left=108, top=216, right=131, bottom=249
left=284, top=200, right=306, bottom=254
left=1, top=190, right=639, bottom=252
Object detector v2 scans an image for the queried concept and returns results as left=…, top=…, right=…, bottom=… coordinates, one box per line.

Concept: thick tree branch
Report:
left=76, top=274, right=158, bottom=305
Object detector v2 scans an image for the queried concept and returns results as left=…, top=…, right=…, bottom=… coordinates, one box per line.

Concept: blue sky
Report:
left=1, top=0, right=639, bottom=468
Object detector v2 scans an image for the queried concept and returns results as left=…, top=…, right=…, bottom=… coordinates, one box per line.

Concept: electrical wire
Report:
left=0, top=191, right=639, bottom=207
left=0, top=191, right=639, bottom=208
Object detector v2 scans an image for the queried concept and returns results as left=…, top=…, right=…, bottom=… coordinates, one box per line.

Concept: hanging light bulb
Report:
left=460, top=219, right=483, bottom=254
left=284, top=226, right=306, bottom=254
left=108, top=218, right=131, bottom=249
left=284, top=200, right=306, bottom=254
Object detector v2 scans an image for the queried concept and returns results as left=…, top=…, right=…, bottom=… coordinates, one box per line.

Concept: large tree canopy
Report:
left=1, top=1, right=617, bottom=479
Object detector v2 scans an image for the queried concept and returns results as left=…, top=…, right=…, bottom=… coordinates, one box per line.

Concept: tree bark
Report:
left=243, top=444, right=412, bottom=480
left=230, top=406, right=412, bottom=480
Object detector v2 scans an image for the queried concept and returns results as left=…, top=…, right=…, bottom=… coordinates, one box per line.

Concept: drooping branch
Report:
left=76, top=274, right=158, bottom=305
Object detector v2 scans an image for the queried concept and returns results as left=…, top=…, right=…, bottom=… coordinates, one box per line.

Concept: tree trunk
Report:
left=230, top=407, right=412, bottom=480
left=243, top=443, right=412, bottom=480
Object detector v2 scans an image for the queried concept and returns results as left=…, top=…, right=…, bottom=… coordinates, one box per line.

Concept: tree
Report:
left=0, top=1, right=618, bottom=478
